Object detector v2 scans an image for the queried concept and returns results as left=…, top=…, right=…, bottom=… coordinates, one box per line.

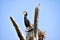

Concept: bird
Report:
left=23, top=11, right=33, bottom=31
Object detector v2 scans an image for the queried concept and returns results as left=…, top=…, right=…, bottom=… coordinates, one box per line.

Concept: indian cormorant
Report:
left=23, top=11, right=33, bottom=30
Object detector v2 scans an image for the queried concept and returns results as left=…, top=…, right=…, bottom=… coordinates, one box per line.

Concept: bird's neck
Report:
left=24, top=15, right=27, bottom=19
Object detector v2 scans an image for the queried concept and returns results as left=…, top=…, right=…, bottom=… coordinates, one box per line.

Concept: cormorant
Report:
left=23, top=11, right=33, bottom=31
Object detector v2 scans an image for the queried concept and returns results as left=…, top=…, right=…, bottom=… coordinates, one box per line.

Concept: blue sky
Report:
left=0, top=0, right=60, bottom=40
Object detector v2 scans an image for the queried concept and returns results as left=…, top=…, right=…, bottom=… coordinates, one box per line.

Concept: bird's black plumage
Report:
left=23, top=11, right=31, bottom=27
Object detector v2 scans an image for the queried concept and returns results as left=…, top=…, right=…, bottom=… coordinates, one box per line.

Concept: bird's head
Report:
left=23, top=11, right=27, bottom=16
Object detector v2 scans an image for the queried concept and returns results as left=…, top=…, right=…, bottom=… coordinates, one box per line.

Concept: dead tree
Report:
left=10, top=4, right=46, bottom=40
left=34, top=5, right=39, bottom=40
left=10, top=16, right=25, bottom=40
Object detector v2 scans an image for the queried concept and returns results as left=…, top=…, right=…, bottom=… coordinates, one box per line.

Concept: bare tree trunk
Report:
left=10, top=16, right=25, bottom=40
left=34, top=5, right=40, bottom=40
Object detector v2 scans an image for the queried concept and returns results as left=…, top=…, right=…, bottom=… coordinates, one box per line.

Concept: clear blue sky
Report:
left=0, top=0, right=60, bottom=40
